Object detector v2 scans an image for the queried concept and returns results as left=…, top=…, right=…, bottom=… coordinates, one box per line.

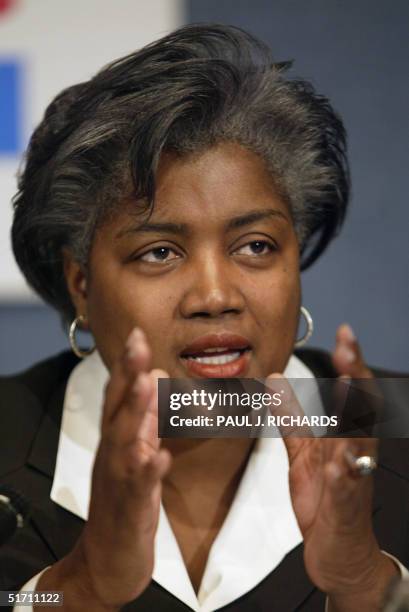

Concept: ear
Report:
left=62, top=248, right=88, bottom=325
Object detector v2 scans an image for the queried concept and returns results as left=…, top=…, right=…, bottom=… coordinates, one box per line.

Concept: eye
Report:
left=234, top=240, right=276, bottom=257
left=139, top=246, right=180, bottom=263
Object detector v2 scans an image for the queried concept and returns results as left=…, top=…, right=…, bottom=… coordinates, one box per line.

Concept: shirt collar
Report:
left=51, top=351, right=322, bottom=611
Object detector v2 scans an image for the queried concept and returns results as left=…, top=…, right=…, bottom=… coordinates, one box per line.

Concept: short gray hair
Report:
left=11, top=23, right=350, bottom=323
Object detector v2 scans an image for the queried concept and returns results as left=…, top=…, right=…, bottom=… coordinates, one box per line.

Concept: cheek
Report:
left=250, top=264, right=300, bottom=346
left=86, top=263, right=177, bottom=368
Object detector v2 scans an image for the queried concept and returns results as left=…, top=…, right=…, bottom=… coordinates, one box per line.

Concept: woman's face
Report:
left=67, top=142, right=301, bottom=377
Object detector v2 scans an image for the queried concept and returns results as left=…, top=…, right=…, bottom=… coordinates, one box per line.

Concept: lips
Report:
left=180, top=333, right=252, bottom=378
left=180, top=332, right=251, bottom=356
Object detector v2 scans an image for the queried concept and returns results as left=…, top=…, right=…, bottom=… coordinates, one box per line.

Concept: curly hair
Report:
left=11, top=23, right=350, bottom=323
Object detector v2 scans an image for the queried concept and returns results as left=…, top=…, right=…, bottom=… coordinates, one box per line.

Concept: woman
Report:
left=1, top=23, right=408, bottom=612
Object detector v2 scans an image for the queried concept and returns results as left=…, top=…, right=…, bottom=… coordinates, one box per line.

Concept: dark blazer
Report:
left=1, top=349, right=409, bottom=611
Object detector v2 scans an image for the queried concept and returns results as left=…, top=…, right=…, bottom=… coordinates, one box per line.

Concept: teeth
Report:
left=188, top=351, right=241, bottom=365
left=202, top=347, right=230, bottom=353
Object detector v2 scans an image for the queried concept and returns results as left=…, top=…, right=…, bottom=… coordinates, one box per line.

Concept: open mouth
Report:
left=181, top=347, right=250, bottom=365
left=179, top=333, right=252, bottom=377
left=180, top=346, right=252, bottom=377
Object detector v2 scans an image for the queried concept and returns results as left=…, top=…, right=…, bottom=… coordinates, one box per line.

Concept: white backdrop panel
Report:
left=0, top=0, right=183, bottom=300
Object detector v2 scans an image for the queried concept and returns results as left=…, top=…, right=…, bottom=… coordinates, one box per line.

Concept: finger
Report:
left=127, top=421, right=172, bottom=472
left=143, top=448, right=172, bottom=484
left=110, top=368, right=169, bottom=461
left=330, top=436, right=378, bottom=479
left=125, top=448, right=172, bottom=499
left=102, top=327, right=152, bottom=431
left=322, top=439, right=374, bottom=528
left=343, top=437, right=378, bottom=477
left=136, top=369, right=169, bottom=450
left=332, top=326, right=384, bottom=435
left=265, top=373, right=313, bottom=461
left=126, top=371, right=156, bottom=419
left=121, top=441, right=172, bottom=490
left=332, top=324, right=372, bottom=379
left=322, top=434, right=377, bottom=467
left=331, top=376, right=351, bottom=434
left=336, top=380, right=383, bottom=437
left=107, top=371, right=155, bottom=449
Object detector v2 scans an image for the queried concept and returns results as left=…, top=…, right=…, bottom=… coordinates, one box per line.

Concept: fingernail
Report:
left=126, top=327, right=144, bottom=358
left=129, top=327, right=144, bottom=344
left=343, top=324, right=356, bottom=343
left=338, top=345, right=355, bottom=364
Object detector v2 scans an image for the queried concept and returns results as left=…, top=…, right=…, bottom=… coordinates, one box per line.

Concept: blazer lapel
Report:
left=246, top=542, right=320, bottom=611
left=25, top=379, right=85, bottom=560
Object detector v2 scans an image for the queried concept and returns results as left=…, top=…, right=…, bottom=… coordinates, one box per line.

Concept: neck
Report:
left=163, top=437, right=254, bottom=485
left=161, top=438, right=255, bottom=509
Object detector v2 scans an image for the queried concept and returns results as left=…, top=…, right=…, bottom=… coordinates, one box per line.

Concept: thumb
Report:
left=265, top=373, right=310, bottom=462
left=332, top=324, right=372, bottom=379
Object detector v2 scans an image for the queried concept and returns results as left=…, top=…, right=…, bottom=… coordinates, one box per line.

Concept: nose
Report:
left=179, top=253, right=245, bottom=319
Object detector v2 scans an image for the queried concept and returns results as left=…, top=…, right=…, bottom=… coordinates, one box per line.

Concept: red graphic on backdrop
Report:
left=0, top=0, right=16, bottom=15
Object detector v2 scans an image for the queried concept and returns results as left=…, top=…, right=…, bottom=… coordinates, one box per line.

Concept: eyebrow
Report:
left=116, top=208, right=289, bottom=239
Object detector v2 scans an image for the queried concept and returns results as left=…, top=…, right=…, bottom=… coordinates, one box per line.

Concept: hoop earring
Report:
left=294, top=306, right=314, bottom=348
left=69, top=315, right=95, bottom=359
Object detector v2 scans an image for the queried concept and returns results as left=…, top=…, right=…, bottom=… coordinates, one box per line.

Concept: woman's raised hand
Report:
left=36, top=328, right=171, bottom=611
left=267, top=324, right=398, bottom=611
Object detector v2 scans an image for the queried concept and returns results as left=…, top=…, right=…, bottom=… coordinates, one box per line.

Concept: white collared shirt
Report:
left=15, top=351, right=408, bottom=611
